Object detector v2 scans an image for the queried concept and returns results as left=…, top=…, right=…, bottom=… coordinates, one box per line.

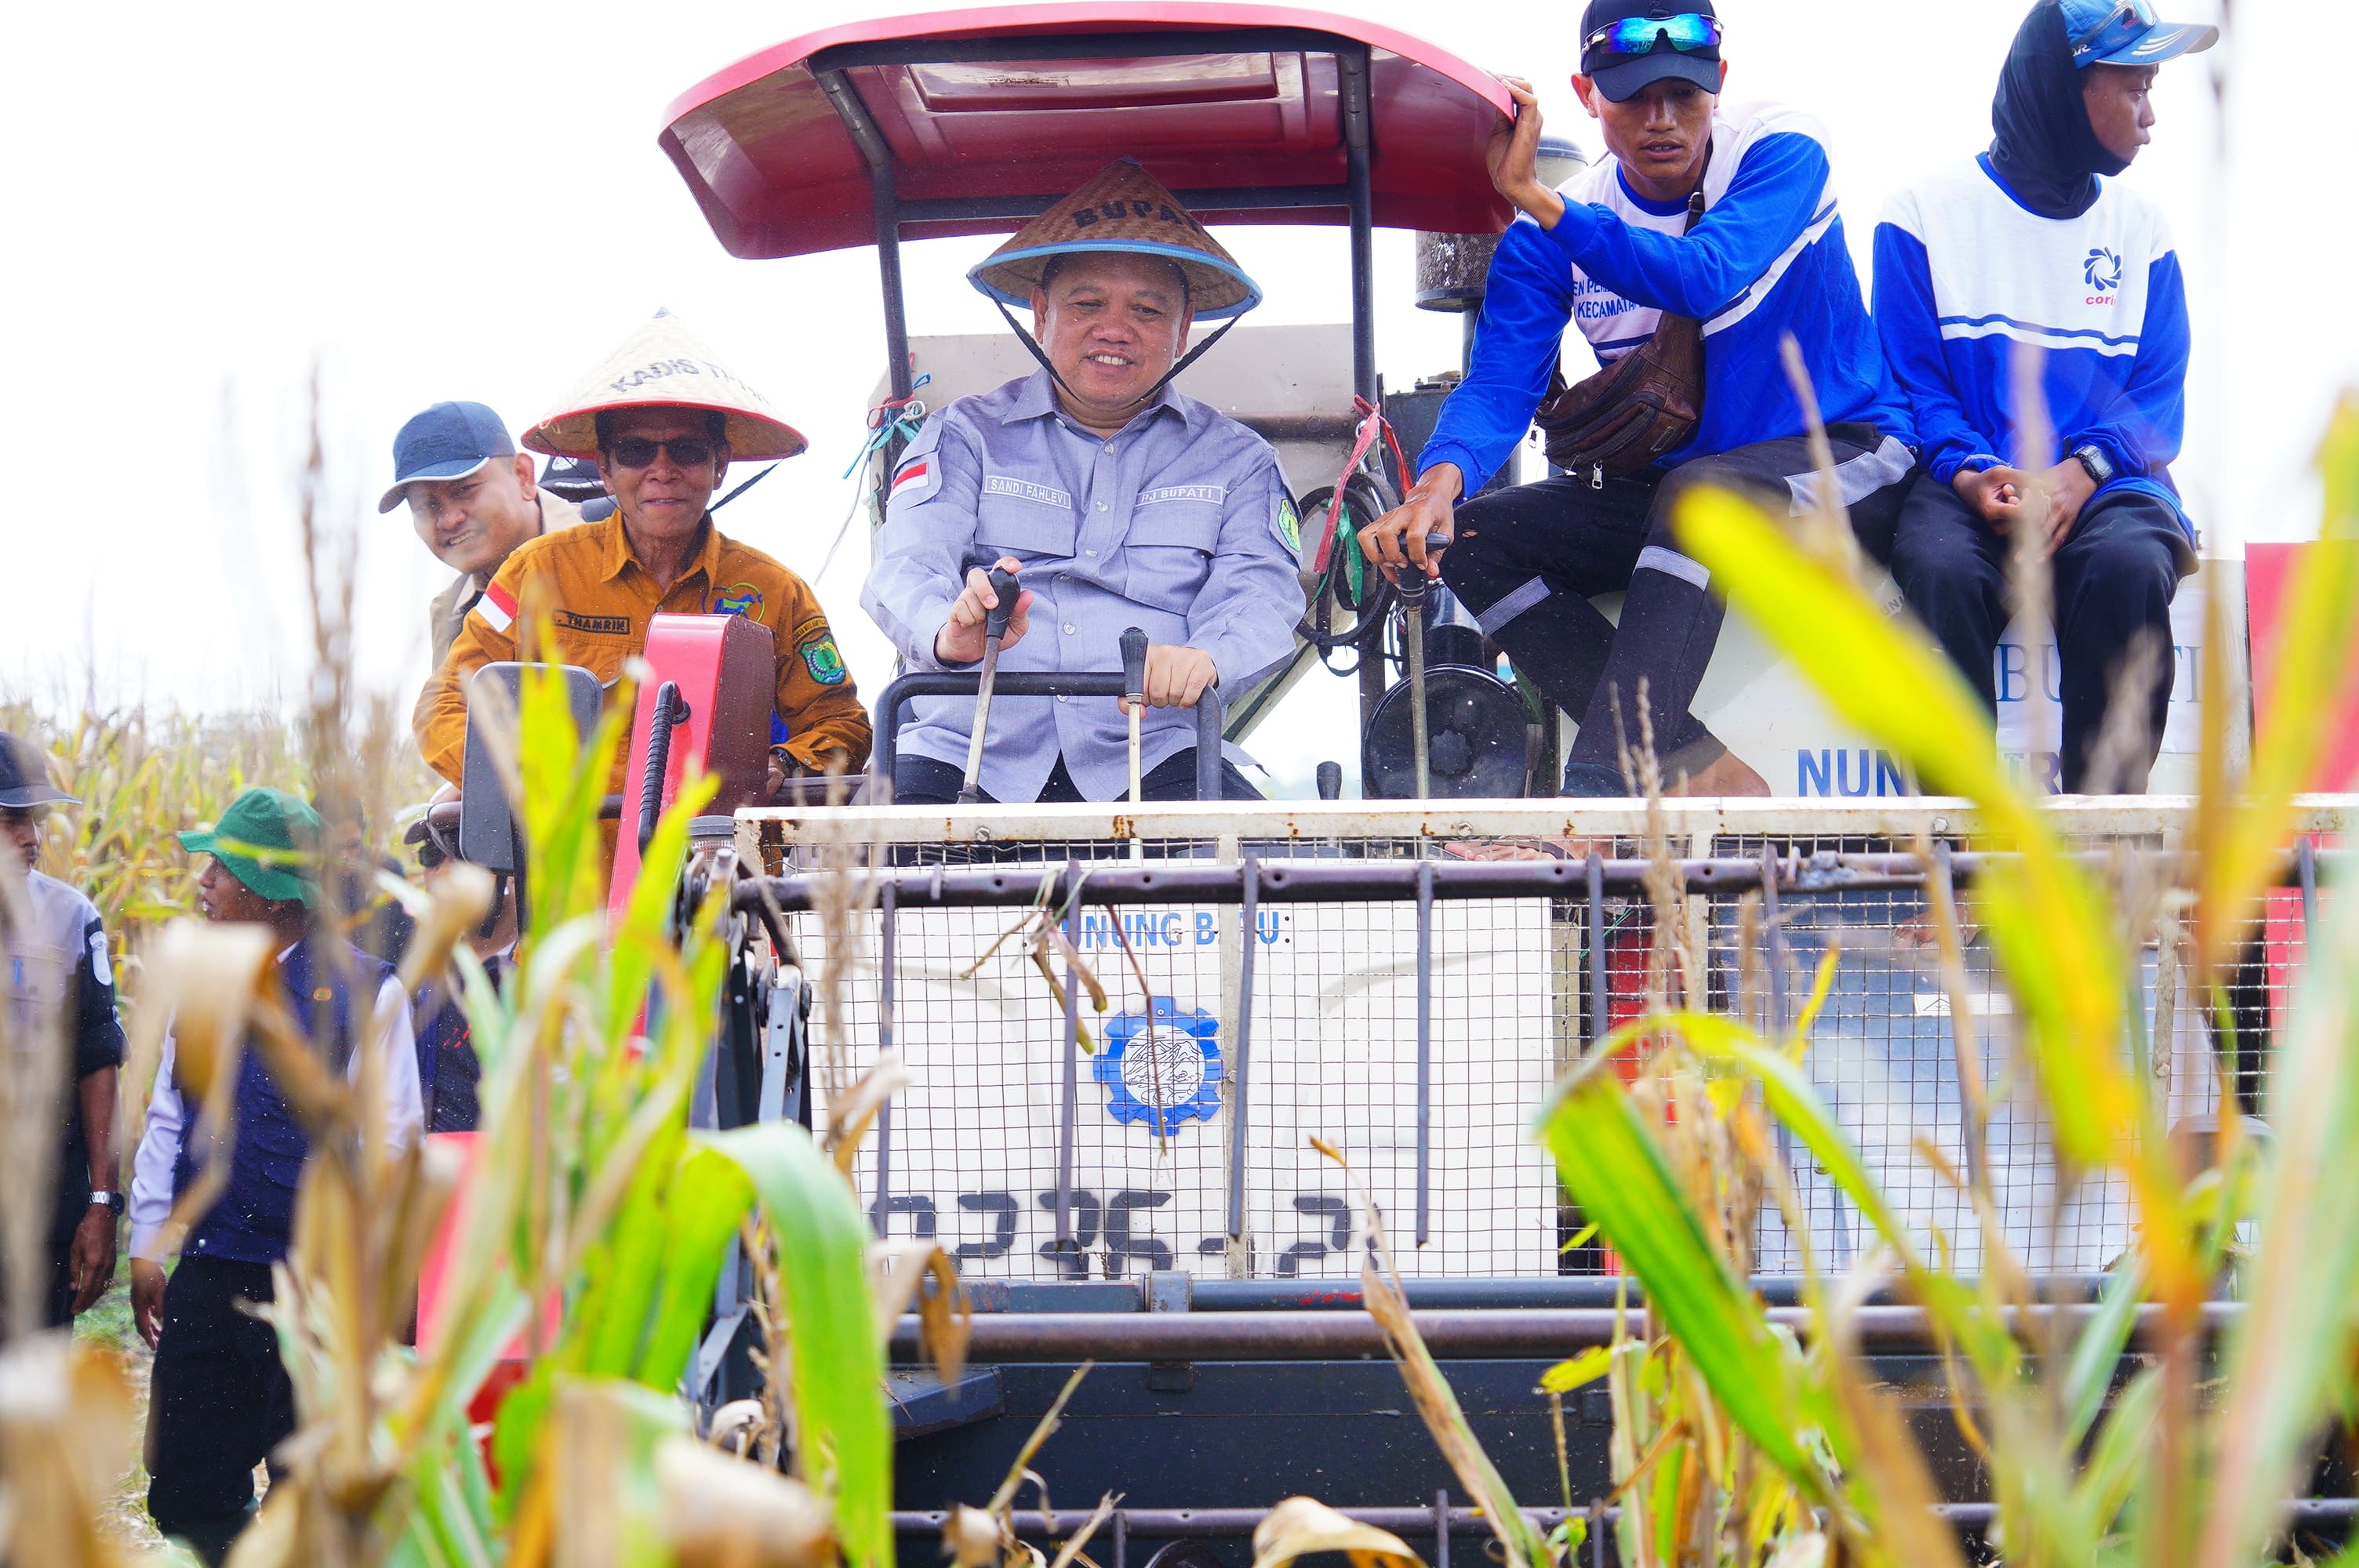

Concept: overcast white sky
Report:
left=5, top=0, right=2348, bottom=790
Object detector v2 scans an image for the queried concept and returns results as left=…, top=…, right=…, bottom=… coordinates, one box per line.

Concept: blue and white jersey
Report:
left=1874, top=154, right=2190, bottom=535
left=1419, top=101, right=1914, bottom=486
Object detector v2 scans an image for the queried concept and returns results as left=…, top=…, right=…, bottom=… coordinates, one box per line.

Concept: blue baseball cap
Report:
left=1579, top=2, right=1724, bottom=103
left=378, top=401, right=516, bottom=514
left=2058, top=0, right=2217, bottom=67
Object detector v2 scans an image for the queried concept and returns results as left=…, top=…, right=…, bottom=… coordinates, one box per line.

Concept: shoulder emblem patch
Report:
left=798, top=630, right=849, bottom=686
left=711, top=580, right=765, bottom=619
left=1273, top=493, right=1302, bottom=554
left=472, top=581, right=518, bottom=634
left=889, top=453, right=940, bottom=509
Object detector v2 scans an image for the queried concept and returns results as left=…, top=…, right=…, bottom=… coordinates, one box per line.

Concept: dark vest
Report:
left=173, top=938, right=391, bottom=1265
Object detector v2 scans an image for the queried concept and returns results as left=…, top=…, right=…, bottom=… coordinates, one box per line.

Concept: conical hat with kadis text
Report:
left=524, top=310, right=806, bottom=461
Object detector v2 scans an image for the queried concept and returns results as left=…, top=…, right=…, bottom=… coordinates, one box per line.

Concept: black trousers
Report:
left=147, top=1258, right=294, bottom=1559
left=1441, top=427, right=1915, bottom=795
left=892, top=748, right=1263, bottom=806
left=1889, top=472, right=2194, bottom=793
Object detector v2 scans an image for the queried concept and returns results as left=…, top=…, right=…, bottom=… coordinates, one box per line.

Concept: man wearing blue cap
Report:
left=380, top=401, right=582, bottom=669
left=1361, top=2, right=1918, bottom=798
left=1877, top=0, right=2213, bottom=793
left=863, top=159, right=1303, bottom=804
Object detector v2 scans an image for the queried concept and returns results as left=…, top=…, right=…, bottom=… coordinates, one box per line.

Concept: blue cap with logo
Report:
left=1579, top=2, right=1724, bottom=103
left=2057, top=0, right=2217, bottom=67
left=378, top=401, right=516, bottom=514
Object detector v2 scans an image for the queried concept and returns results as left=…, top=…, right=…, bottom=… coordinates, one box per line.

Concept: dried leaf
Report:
left=1047, top=1494, right=1120, bottom=1568
left=658, top=1435, right=836, bottom=1568
left=825, top=1051, right=912, bottom=1177
left=870, top=1237, right=969, bottom=1388
left=0, top=1337, right=137, bottom=1568
left=1251, top=1497, right=1427, bottom=1568
left=945, top=1504, right=1001, bottom=1568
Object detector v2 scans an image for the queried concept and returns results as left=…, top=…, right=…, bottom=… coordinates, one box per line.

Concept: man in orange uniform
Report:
left=414, top=311, right=871, bottom=789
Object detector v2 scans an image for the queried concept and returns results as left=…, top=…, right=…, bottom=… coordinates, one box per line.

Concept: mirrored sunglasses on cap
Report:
left=2069, top=0, right=2161, bottom=61
left=606, top=437, right=717, bottom=469
left=1584, top=12, right=1723, bottom=56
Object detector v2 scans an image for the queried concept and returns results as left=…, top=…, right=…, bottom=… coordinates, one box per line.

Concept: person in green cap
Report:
left=127, top=786, right=421, bottom=1566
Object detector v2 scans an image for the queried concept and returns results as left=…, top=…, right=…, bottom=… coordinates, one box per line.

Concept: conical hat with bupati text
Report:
left=523, top=310, right=807, bottom=461
left=968, top=159, right=1262, bottom=321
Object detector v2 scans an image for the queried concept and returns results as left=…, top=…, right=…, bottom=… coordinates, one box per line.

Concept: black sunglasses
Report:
left=606, top=437, right=718, bottom=469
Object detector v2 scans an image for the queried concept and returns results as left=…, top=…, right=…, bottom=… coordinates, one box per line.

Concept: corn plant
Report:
left=1502, top=394, right=2359, bottom=1568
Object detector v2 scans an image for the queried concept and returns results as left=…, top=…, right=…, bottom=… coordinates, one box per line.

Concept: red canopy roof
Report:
left=660, top=3, right=1515, bottom=262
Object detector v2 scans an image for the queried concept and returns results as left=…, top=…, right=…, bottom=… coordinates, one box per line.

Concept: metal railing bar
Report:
left=942, top=1272, right=2132, bottom=1313
left=811, top=27, right=1368, bottom=71
left=874, top=672, right=1223, bottom=804
left=740, top=848, right=2348, bottom=916
left=1586, top=850, right=1606, bottom=1050
left=884, top=1497, right=2359, bottom=1539
left=740, top=794, right=2359, bottom=847
left=1055, top=859, right=1081, bottom=1258
left=2299, top=833, right=2318, bottom=938
left=1227, top=857, right=1259, bottom=1243
left=871, top=879, right=897, bottom=1233
left=1415, top=859, right=1434, bottom=1247
left=887, top=1301, right=2243, bottom=1361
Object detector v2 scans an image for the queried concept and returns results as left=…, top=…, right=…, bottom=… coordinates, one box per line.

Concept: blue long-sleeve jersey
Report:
left=1872, top=154, right=2191, bottom=538
left=1419, top=102, right=1914, bottom=486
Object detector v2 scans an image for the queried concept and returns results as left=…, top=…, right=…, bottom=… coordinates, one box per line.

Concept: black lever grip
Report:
left=1398, top=532, right=1449, bottom=604
left=983, top=567, right=1020, bottom=640
left=1316, top=760, right=1343, bottom=800
left=1119, top=626, right=1149, bottom=701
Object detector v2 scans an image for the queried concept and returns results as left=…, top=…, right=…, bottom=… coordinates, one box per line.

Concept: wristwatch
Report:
left=2071, top=445, right=2115, bottom=486
left=89, top=1190, right=124, bottom=1216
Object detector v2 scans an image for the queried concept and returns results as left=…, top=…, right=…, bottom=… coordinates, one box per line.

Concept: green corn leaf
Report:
left=2072, top=1364, right=2163, bottom=1549
left=2061, top=1257, right=2149, bottom=1450
left=1539, top=1346, right=1613, bottom=1396
left=634, top=1144, right=763, bottom=1388
left=605, top=768, right=720, bottom=1044
left=700, top=1120, right=895, bottom=1568
left=1535, top=1062, right=1826, bottom=1494
left=1671, top=485, right=2190, bottom=1295
left=2194, top=866, right=2359, bottom=1568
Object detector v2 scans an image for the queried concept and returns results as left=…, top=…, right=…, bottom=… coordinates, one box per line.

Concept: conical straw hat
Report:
left=969, top=159, right=1262, bottom=321
left=524, top=310, right=807, bottom=461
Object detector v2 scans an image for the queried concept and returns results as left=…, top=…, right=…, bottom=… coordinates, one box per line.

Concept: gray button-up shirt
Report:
left=863, top=370, right=1303, bottom=803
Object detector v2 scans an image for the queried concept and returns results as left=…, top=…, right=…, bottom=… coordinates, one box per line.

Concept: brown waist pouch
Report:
left=1532, top=186, right=1707, bottom=486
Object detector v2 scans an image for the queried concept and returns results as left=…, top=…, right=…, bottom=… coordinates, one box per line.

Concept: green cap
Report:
left=177, top=786, right=323, bottom=906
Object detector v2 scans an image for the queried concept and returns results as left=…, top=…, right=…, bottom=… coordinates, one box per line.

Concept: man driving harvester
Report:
left=414, top=311, right=871, bottom=794
left=862, top=160, right=1302, bottom=805
left=1361, top=1, right=1917, bottom=798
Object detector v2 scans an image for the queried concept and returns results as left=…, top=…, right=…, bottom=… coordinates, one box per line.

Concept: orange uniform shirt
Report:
left=414, top=511, right=871, bottom=787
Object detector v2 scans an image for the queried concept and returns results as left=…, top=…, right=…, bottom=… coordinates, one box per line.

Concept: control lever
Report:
left=1397, top=533, right=1449, bottom=800
left=957, top=566, right=1021, bottom=805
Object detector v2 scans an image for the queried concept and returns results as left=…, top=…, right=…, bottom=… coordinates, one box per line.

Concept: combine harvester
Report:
left=426, top=4, right=2353, bottom=1558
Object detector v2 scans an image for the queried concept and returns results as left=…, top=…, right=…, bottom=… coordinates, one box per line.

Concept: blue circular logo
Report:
left=1095, top=996, right=1223, bottom=1133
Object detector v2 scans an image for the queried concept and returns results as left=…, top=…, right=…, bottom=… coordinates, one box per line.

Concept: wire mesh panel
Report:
left=758, top=801, right=2339, bottom=1283
left=798, top=879, right=1564, bottom=1281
